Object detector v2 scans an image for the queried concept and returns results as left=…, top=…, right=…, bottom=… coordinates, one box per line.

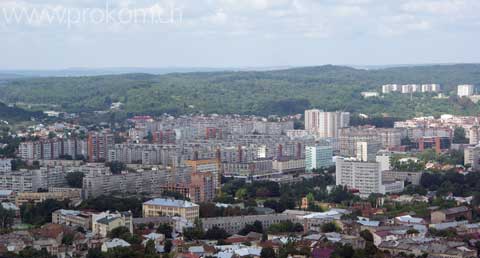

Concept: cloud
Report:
left=0, top=0, right=479, bottom=69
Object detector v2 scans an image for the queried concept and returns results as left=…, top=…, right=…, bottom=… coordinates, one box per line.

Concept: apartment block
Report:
left=189, top=171, right=215, bottom=203
left=305, top=145, right=333, bottom=172
left=304, top=109, right=350, bottom=138
left=0, top=159, right=11, bottom=173
left=335, top=158, right=382, bottom=196
left=87, top=132, right=114, bottom=162
left=82, top=169, right=169, bottom=199
left=15, top=188, right=82, bottom=206
left=458, top=84, right=474, bottom=97
left=201, top=213, right=291, bottom=234
left=18, top=138, right=87, bottom=161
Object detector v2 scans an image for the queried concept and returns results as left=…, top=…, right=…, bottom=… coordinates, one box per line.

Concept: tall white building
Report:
left=0, top=160, right=11, bottom=173
left=335, top=157, right=381, bottom=196
left=382, top=84, right=398, bottom=94
left=355, top=141, right=382, bottom=162
left=304, top=109, right=350, bottom=138
left=458, top=84, right=474, bottom=97
left=421, top=84, right=440, bottom=93
left=305, top=145, right=333, bottom=172
left=305, top=109, right=322, bottom=134
left=464, top=145, right=480, bottom=171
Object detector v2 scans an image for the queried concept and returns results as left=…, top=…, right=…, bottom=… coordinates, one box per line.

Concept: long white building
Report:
left=335, top=157, right=382, bottom=197
left=336, top=158, right=404, bottom=197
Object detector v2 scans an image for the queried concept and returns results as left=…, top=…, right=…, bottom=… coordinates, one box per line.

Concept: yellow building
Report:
left=142, top=198, right=199, bottom=222
left=15, top=188, right=82, bottom=207
left=92, top=211, right=133, bottom=237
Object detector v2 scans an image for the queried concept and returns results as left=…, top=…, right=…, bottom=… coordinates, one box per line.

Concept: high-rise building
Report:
left=464, top=145, right=480, bottom=171
left=305, top=109, right=322, bottom=134
left=470, top=126, right=480, bottom=145
left=0, top=159, right=11, bottom=173
left=18, top=138, right=87, bottom=161
left=355, top=141, right=382, bottom=162
left=458, top=84, right=474, bottom=97
left=338, top=128, right=382, bottom=159
left=304, top=109, right=350, bottom=138
left=335, top=157, right=381, bottom=196
left=189, top=172, right=215, bottom=203
left=421, top=84, right=440, bottom=93
left=305, top=145, right=333, bottom=172
left=382, top=84, right=399, bottom=94
left=185, top=159, right=221, bottom=193
left=87, top=132, right=114, bottom=162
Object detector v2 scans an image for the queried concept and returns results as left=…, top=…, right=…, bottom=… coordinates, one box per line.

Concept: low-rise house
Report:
left=52, top=209, right=92, bottom=230
left=0, top=232, right=33, bottom=254
left=431, top=206, right=472, bottom=224
left=394, top=215, right=426, bottom=226
left=458, top=223, right=480, bottom=236
left=429, top=220, right=469, bottom=231
left=0, top=190, right=15, bottom=202
left=101, top=238, right=131, bottom=252
left=142, top=232, right=165, bottom=246
left=378, top=239, right=477, bottom=258
left=92, top=211, right=133, bottom=237
left=314, top=232, right=366, bottom=249
left=30, top=224, right=82, bottom=257
left=372, top=228, right=420, bottom=246
left=234, top=246, right=262, bottom=257
left=2, top=202, right=20, bottom=219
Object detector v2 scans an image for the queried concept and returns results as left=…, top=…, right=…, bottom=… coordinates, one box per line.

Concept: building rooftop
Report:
left=103, top=238, right=131, bottom=249
left=144, top=198, right=199, bottom=208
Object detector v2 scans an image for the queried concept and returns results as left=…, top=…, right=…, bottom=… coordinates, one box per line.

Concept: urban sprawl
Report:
left=2, top=85, right=480, bottom=258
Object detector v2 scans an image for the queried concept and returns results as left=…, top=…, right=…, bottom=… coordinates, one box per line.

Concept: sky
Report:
left=0, top=0, right=480, bottom=70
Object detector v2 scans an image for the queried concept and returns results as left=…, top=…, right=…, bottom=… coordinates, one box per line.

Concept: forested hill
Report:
left=0, top=102, right=43, bottom=123
left=1, top=64, right=480, bottom=119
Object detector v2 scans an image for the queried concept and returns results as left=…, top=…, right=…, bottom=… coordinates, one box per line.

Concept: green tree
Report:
left=65, top=172, right=84, bottom=188
left=164, top=239, right=173, bottom=253
left=261, top=247, right=276, bottom=258
left=0, top=205, right=15, bottom=229
left=205, top=226, right=229, bottom=240
left=157, top=223, right=173, bottom=238
left=86, top=248, right=105, bottom=258
left=453, top=127, right=468, bottom=144
left=106, top=161, right=126, bottom=174
left=145, top=239, right=156, bottom=256
left=235, top=188, right=247, bottom=200
left=183, top=218, right=205, bottom=241
left=321, top=222, right=339, bottom=233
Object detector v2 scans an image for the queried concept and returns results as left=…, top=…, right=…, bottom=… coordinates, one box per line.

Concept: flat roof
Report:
left=143, top=198, right=198, bottom=208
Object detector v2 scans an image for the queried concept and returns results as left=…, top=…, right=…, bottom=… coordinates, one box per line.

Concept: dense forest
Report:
left=1, top=64, right=480, bottom=118
left=0, top=102, right=43, bottom=123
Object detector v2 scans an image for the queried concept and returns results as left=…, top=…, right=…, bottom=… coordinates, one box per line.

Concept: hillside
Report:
left=1, top=64, right=480, bottom=119
left=0, top=102, right=43, bottom=123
